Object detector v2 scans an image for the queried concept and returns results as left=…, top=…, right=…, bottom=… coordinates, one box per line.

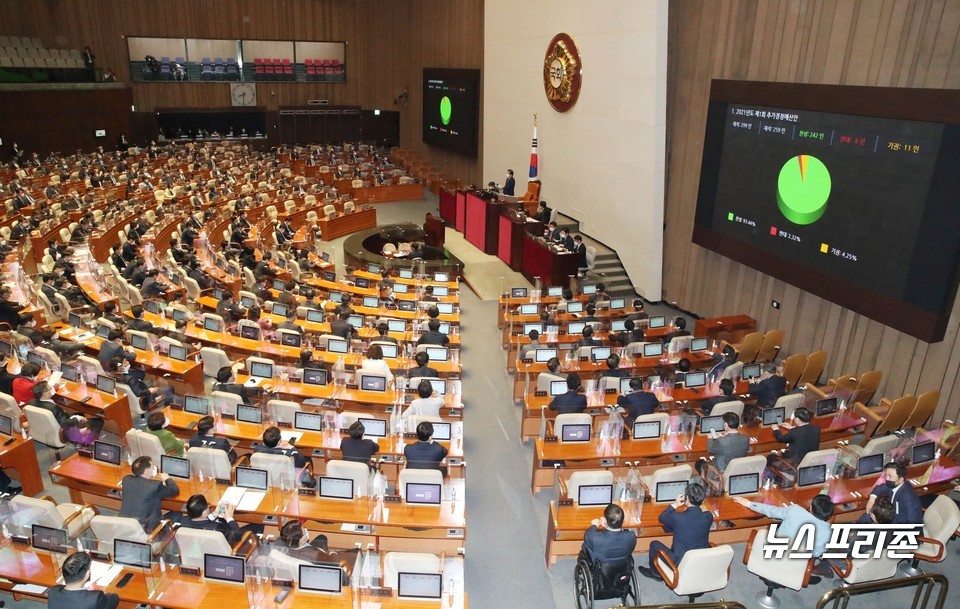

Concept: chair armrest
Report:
left=297, top=462, right=313, bottom=486
left=652, top=546, right=680, bottom=590
left=772, top=454, right=798, bottom=479
left=829, top=556, right=853, bottom=579
left=61, top=503, right=99, bottom=529
left=914, top=536, right=945, bottom=562
left=852, top=402, right=882, bottom=438
left=699, top=461, right=723, bottom=496
left=38, top=494, right=56, bottom=503
left=147, top=520, right=174, bottom=549
left=743, top=529, right=759, bottom=565
left=231, top=454, right=250, bottom=470
left=800, top=557, right=816, bottom=587
left=231, top=530, right=260, bottom=559
left=557, top=476, right=569, bottom=499
left=804, top=384, right=829, bottom=399
left=545, top=419, right=555, bottom=437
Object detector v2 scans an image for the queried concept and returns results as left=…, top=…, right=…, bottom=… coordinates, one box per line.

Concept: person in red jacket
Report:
left=11, top=362, right=40, bottom=404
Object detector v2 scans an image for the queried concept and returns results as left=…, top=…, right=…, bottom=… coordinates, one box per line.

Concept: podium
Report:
left=522, top=234, right=579, bottom=285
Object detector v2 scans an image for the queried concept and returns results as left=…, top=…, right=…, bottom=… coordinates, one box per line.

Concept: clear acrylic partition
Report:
left=1, top=497, right=49, bottom=538
left=245, top=544, right=274, bottom=609
left=442, top=554, right=465, bottom=609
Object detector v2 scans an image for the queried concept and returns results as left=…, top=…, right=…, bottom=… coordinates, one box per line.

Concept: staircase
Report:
left=554, top=213, right=637, bottom=298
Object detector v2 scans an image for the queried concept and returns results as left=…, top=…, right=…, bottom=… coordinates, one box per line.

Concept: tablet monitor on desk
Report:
left=272, top=303, right=289, bottom=317
left=566, top=302, right=584, bottom=314
left=591, top=347, right=612, bottom=362
left=728, top=472, right=760, bottom=496
left=691, top=337, right=709, bottom=352
left=318, top=476, right=354, bottom=501
left=130, top=333, right=149, bottom=351
left=549, top=380, right=568, bottom=396
left=523, top=323, right=544, bottom=336
left=438, top=322, right=452, bottom=335
left=203, top=317, right=222, bottom=333
left=520, top=303, right=539, bottom=315
left=699, top=415, right=724, bottom=434
left=95, top=375, right=116, bottom=395
left=399, top=269, right=414, bottom=279
left=655, top=480, right=690, bottom=503
left=642, top=343, right=663, bottom=358
left=327, top=338, right=349, bottom=354
left=299, top=564, right=343, bottom=595
left=240, top=296, right=256, bottom=309
left=610, top=320, right=626, bottom=333
left=322, top=272, right=338, bottom=284
left=405, top=483, right=442, bottom=506
left=398, top=572, right=442, bottom=600
left=393, top=283, right=409, bottom=294
left=172, top=309, right=188, bottom=322
left=547, top=286, right=563, bottom=297
left=239, top=324, right=260, bottom=340
left=307, top=309, right=326, bottom=323
left=762, top=407, right=785, bottom=426
left=95, top=324, right=112, bottom=339
left=578, top=484, right=613, bottom=507
left=237, top=404, right=262, bottom=425
left=294, top=411, right=324, bottom=432
left=235, top=466, right=269, bottom=491
left=433, top=286, right=449, bottom=297
left=31, top=524, right=67, bottom=553
left=26, top=351, right=44, bottom=367
left=511, top=287, right=528, bottom=298
left=68, top=312, right=83, bottom=328
left=911, top=441, right=936, bottom=465
left=367, top=263, right=381, bottom=275
left=619, top=377, right=635, bottom=395
left=280, top=332, right=302, bottom=348
left=436, top=303, right=454, bottom=315
left=114, top=538, right=151, bottom=568
left=567, top=321, right=587, bottom=336
left=815, top=397, right=838, bottom=417
left=379, top=343, right=398, bottom=359
left=0, top=340, right=12, bottom=358
left=398, top=300, right=415, bottom=312
left=633, top=420, right=662, bottom=440
left=582, top=284, right=597, bottom=295
left=168, top=344, right=187, bottom=361
left=0, top=414, right=11, bottom=437
left=684, top=372, right=707, bottom=389
left=359, top=374, right=387, bottom=392
left=363, top=296, right=380, bottom=309
left=560, top=424, right=591, bottom=442
left=93, top=441, right=121, bottom=465
left=184, top=395, right=210, bottom=415
left=431, top=422, right=452, bottom=441
left=857, top=453, right=885, bottom=478
left=161, top=454, right=191, bottom=480
left=347, top=315, right=364, bottom=329
left=355, top=278, right=370, bottom=289
left=610, top=298, right=626, bottom=310
left=797, top=464, right=827, bottom=488
left=59, top=362, right=80, bottom=384
left=741, top=364, right=762, bottom=380
left=357, top=417, right=387, bottom=438
left=250, top=361, right=274, bottom=379
left=535, top=348, right=558, bottom=363
left=214, top=288, right=225, bottom=301
left=329, top=291, right=343, bottom=303
left=434, top=272, right=449, bottom=283
left=204, top=554, right=246, bottom=585
left=303, top=368, right=328, bottom=386
left=321, top=252, right=332, bottom=263
left=648, top=316, right=666, bottom=329
left=426, top=347, right=448, bottom=362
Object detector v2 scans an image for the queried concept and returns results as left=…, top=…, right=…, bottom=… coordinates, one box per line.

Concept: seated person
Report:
left=189, top=415, right=238, bottom=463
left=857, top=460, right=922, bottom=525
left=15, top=312, right=43, bottom=344
left=617, top=377, right=659, bottom=425
left=171, top=494, right=261, bottom=545
left=145, top=411, right=184, bottom=456
left=403, top=421, right=448, bottom=472
left=127, top=305, right=156, bottom=334
left=422, top=285, right=439, bottom=302
left=750, top=363, right=787, bottom=409
left=48, top=552, right=120, bottom=609
left=549, top=373, right=587, bottom=415
left=639, top=482, right=712, bottom=581
left=118, top=456, right=180, bottom=532
left=544, top=357, right=567, bottom=380
left=340, top=420, right=380, bottom=464
left=374, top=322, right=398, bottom=345
left=408, top=351, right=439, bottom=378
left=663, top=317, right=691, bottom=345
left=277, top=309, right=304, bottom=335
left=600, top=354, right=629, bottom=378
left=279, top=519, right=331, bottom=559
left=707, top=344, right=738, bottom=379
left=519, top=329, right=541, bottom=360
left=581, top=503, right=637, bottom=564
left=253, top=426, right=314, bottom=487
left=700, top=378, right=736, bottom=416
left=417, top=318, right=450, bottom=346
left=577, top=325, right=600, bottom=348
left=12, top=362, right=41, bottom=404
left=671, top=358, right=691, bottom=385
left=699, top=412, right=749, bottom=476
left=360, top=344, right=394, bottom=383
left=615, top=319, right=644, bottom=348
left=330, top=310, right=356, bottom=340
left=40, top=326, right=85, bottom=359
left=214, top=366, right=256, bottom=404
left=402, top=379, right=444, bottom=424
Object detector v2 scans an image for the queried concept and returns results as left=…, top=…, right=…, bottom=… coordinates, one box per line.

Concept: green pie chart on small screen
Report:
left=440, top=96, right=452, bottom=126
left=777, top=154, right=831, bottom=225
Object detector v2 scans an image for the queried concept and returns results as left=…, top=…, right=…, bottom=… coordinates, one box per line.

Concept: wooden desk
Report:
left=529, top=412, right=866, bottom=493
left=53, top=379, right=133, bottom=436
left=543, top=458, right=960, bottom=566
left=50, top=455, right=467, bottom=555
left=693, top=314, right=757, bottom=343
left=353, top=182, right=424, bottom=204
left=521, top=234, right=579, bottom=285
left=0, top=437, right=43, bottom=496
left=318, top=208, right=377, bottom=241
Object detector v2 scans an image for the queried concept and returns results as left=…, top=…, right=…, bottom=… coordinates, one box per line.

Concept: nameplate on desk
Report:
left=448, top=409, right=461, bottom=418
left=215, top=478, right=231, bottom=486
left=384, top=494, right=402, bottom=503
left=405, top=387, right=417, bottom=393
left=380, top=455, right=395, bottom=463
left=312, top=448, right=325, bottom=457
left=298, top=487, right=315, bottom=496
left=559, top=498, right=573, bottom=506
left=671, top=454, right=687, bottom=462
left=170, top=403, right=183, bottom=411
left=77, top=447, right=94, bottom=458
left=403, top=432, right=417, bottom=439
left=384, top=405, right=395, bottom=413
left=604, top=388, right=617, bottom=395
left=447, top=457, right=462, bottom=466
left=446, top=528, right=464, bottom=537
left=535, top=391, right=547, bottom=397
left=277, top=421, right=292, bottom=429
left=544, top=435, right=558, bottom=442
left=221, top=413, right=235, bottom=421
left=180, top=566, right=201, bottom=577
left=288, top=376, right=301, bottom=383
left=368, top=587, right=392, bottom=597
left=586, top=408, right=602, bottom=415
left=521, top=358, right=533, bottom=364
left=271, top=578, right=294, bottom=588
left=578, top=357, right=589, bottom=362
left=90, top=550, right=110, bottom=562
left=354, top=524, right=371, bottom=533
left=599, top=458, right=615, bottom=467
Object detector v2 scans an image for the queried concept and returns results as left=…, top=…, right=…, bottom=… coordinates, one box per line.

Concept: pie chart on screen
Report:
left=777, top=154, right=831, bottom=225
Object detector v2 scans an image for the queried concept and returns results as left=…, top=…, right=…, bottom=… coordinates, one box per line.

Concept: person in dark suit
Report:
left=549, top=373, right=587, bottom=415
left=0, top=286, right=25, bottom=330
left=403, top=421, right=448, bottom=471
left=615, top=319, right=645, bottom=348
left=536, top=200, right=552, bottom=224
left=663, top=317, right=692, bottom=346
left=557, top=228, right=574, bottom=251
left=572, top=235, right=587, bottom=270
left=98, top=329, right=136, bottom=371
left=417, top=319, right=450, bottom=346
left=330, top=310, right=356, bottom=340
left=639, top=482, right=713, bottom=580
left=577, top=325, right=600, bottom=348
left=189, top=415, right=237, bottom=463
left=750, top=363, right=787, bottom=409
left=408, top=351, right=439, bottom=378
left=119, top=456, right=180, bottom=532
left=707, top=344, right=738, bottom=380
left=772, top=406, right=820, bottom=464
left=581, top=503, right=637, bottom=564
left=858, top=461, right=923, bottom=525
left=47, top=551, right=120, bottom=609
left=699, top=378, right=736, bottom=416
left=279, top=519, right=331, bottom=559
left=705, top=412, right=750, bottom=473
left=617, top=377, right=660, bottom=424
left=253, top=426, right=307, bottom=468
left=127, top=305, right=156, bottom=334
left=214, top=366, right=256, bottom=405
left=16, top=312, right=43, bottom=344
left=172, top=494, right=261, bottom=544
left=216, top=292, right=246, bottom=324
left=502, top=169, right=516, bottom=196
left=600, top=354, right=630, bottom=378
left=340, top=420, right=380, bottom=464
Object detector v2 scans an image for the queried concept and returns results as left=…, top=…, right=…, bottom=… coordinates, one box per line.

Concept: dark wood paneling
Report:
left=665, top=0, right=960, bottom=425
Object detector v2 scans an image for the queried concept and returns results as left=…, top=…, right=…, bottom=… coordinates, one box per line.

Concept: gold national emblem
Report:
left=543, top=33, right=582, bottom=112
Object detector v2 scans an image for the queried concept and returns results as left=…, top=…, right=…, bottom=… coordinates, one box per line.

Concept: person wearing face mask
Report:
left=279, top=519, right=332, bottom=560
left=48, top=551, right=120, bottom=609
left=169, top=494, right=262, bottom=544
left=502, top=169, right=515, bottom=196
left=857, top=460, right=923, bottom=525
left=557, top=228, right=574, bottom=251
left=145, top=411, right=184, bottom=456
left=119, top=456, right=180, bottom=532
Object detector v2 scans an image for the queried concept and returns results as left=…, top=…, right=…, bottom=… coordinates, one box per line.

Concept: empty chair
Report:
left=250, top=452, right=301, bottom=489
left=901, top=494, right=960, bottom=576
left=175, top=526, right=237, bottom=569
left=269, top=548, right=311, bottom=579
left=774, top=392, right=803, bottom=420
left=199, top=347, right=233, bottom=378
left=851, top=370, right=882, bottom=405
left=382, top=552, right=442, bottom=590
left=90, top=515, right=165, bottom=555
left=265, top=399, right=300, bottom=426
left=798, top=350, right=827, bottom=387
left=843, top=434, right=900, bottom=460
left=755, top=330, right=785, bottom=363
left=716, top=455, right=767, bottom=495
left=903, top=390, right=939, bottom=430
left=185, top=446, right=232, bottom=481
left=323, top=204, right=336, bottom=219
left=397, top=468, right=443, bottom=500
left=0, top=392, right=24, bottom=432
left=869, top=394, right=917, bottom=437
left=737, top=332, right=764, bottom=363
left=566, top=470, right=615, bottom=504
left=653, top=544, right=735, bottom=603
left=828, top=552, right=902, bottom=585
left=325, top=459, right=372, bottom=497
left=210, top=391, right=243, bottom=417
left=719, top=361, right=744, bottom=381
left=709, top=400, right=744, bottom=419
left=781, top=353, right=807, bottom=390
left=632, top=412, right=670, bottom=437
left=745, top=528, right=815, bottom=609
left=9, top=495, right=97, bottom=538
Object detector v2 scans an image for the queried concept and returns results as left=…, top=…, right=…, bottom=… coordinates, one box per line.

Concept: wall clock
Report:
left=230, top=82, right=257, bottom=107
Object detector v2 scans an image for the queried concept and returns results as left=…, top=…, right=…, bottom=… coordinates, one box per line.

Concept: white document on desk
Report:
left=219, top=486, right=247, bottom=506
left=236, top=490, right=266, bottom=511
left=12, top=583, right=47, bottom=594
left=90, top=561, right=123, bottom=587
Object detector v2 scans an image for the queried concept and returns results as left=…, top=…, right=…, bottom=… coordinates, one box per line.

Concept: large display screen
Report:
left=422, top=68, right=480, bottom=157
left=694, top=80, right=960, bottom=342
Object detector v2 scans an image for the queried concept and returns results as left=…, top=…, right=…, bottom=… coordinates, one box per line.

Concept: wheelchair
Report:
left=574, top=548, right=640, bottom=609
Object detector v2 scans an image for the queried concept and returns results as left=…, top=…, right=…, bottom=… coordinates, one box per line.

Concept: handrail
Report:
left=817, top=573, right=948, bottom=609
left=620, top=602, right=747, bottom=609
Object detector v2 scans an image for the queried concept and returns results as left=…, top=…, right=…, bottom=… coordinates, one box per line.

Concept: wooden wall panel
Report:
left=0, top=0, right=483, bottom=184
left=665, top=0, right=960, bottom=426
